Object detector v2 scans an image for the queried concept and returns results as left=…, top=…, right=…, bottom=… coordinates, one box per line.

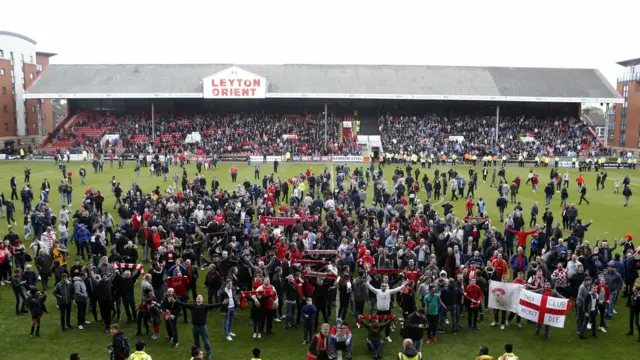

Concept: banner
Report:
left=332, top=155, right=364, bottom=162
left=292, top=155, right=301, bottom=161
left=488, top=280, right=524, bottom=312
left=259, top=215, right=313, bottom=226
left=249, top=155, right=284, bottom=162
left=518, top=289, right=571, bottom=328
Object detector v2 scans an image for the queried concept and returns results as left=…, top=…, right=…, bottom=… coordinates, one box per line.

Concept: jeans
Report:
left=330, top=337, right=352, bottom=356
left=440, top=304, right=458, bottom=331
left=412, top=337, right=423, bottom=352
left=367, top=339, right=384, bottom=358
left=77, top=300, right=87, bottom=325
left=629, top=309, right=640, bottom=334
left=14, top=289, right=27, bottom=314
left=285, top=302, right=297, bottom=328
left=122, top=294, right=137, bottom=321
left=78, top=242, right=90, bottom=260
left=536, top=323, right=550, bottom=337
left=207, top=287, right=219, bottom=305
left=607, top=291, right=618, bottom=316
left=59, top=303, right=72, bottom=329
left=224, top=308, right=236, bottom=336
left=579, top=311, right=597, bottom=336
left=192, top=325, right=212, bottom=356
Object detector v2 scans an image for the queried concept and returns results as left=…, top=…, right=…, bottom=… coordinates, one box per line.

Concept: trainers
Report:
left=505, top=320, right=510, bottom=326
left=386, top=336, right=392, bottom=342
left=600, top=327, right=607, bottom=333
left=445, top=319, right=449, bottom=325
left=84, top=321, right=91, bottom=324
left=587, top=323, right=592, bottom=330
left=613, top=309, right=618, bottom=314
left=78, top=325, right=84, bottom=330
left=229, top=332, right=236, bottom=337
left=491, top=321, right=498, bottom=327
left=433, top=336, right=437, bottom=341
left=274, top=318, right=281, bottom=322
left=226, top=336, right=232, bottom=341
left=172, top=342, right=179, bottom=348
left=517, top=323, right=522, bottom=328
left=253, top=333, right=257, bottom=339
left=258, top=333, right=262, bottom=339
left=501, top=325, right=505, bottom=330
left=425, top=339, right=431, bottom=345
left=280, top=315, right=286, bottom=320
left=302, top=340, right=307, bottom=345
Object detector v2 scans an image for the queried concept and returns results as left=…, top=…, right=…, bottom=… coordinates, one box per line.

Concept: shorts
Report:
left=32, top=314, right=41, bottom=321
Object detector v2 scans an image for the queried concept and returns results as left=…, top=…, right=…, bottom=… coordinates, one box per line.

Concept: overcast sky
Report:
left=4, top=0, right=638, bottom=86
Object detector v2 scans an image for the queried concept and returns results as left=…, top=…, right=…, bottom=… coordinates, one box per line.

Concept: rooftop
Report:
left=616, top=58, right=640, bottom=68
left=25, top=63, right=622, bottom=103
left=0, top=30, right=37, bottom=45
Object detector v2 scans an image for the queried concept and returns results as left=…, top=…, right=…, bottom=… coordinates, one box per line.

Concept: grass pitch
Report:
left=0, top=159, right=638, bottom=360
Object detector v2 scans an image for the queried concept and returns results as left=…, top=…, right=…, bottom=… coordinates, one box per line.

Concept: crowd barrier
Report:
left=1, top=153, right=634, bottom=169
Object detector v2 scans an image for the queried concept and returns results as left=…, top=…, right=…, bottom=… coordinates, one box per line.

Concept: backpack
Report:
left=119, top=335, right=131, bottom=358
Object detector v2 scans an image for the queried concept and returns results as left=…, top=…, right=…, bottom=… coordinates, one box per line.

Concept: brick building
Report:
left=612, top=58, right=640, bottom=148
left=0, top=31, right=56, bottom=145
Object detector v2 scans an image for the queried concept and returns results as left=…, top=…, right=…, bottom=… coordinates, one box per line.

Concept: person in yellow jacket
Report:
left=498, top=343, right=519, bottom=360
left=397, top=339, right=422, bottom=360
left=129, top=340, right=152, bottom=360
left=476, top=346, right=494, bottom=360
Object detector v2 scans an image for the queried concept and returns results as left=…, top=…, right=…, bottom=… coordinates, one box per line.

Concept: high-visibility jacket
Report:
left=129, top=351, right=152, bottom=360
left=398, top=352, right=423, bottom=360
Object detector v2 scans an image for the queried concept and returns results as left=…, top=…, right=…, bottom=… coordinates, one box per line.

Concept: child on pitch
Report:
left=301, top=297, right=317, bottom=344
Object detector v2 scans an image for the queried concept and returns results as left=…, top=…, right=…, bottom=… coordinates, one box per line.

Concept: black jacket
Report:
left=179, top=302, right=222, bottom=326
left=404, top=312, right=427, bottom=340
left=96, top=279, right=113, bottom=302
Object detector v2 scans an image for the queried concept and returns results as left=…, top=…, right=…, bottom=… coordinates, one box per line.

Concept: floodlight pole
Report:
left=495, top=105, right=500, bottom=145
left=37, top=99, right=43, bottom=145
left=151, top=100, right=156, bottom=145
left=324, top=102, right=328, bottom=142
left=604, top=103, right=610, bottom=148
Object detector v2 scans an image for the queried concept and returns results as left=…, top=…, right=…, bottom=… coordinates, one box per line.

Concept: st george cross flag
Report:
left=488, top=280, right=523, bottom=313
left=518, top=289, right=572, bottom=328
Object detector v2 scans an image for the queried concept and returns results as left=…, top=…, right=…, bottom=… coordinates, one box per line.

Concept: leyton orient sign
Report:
left=203, top=66, right=267, bottom=99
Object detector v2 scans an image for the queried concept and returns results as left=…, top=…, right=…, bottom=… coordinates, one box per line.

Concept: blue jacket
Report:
left=510, top=253, right=529, bottom=272
left=75, top=228, right=91, bottom=243
left=301, top=304, right=317, bottom=321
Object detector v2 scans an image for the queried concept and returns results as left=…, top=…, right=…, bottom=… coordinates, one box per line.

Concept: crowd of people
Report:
left=0, top=155, right=638, bottom=360
left=44, top=111, right=358, bottom=158
left=379, top=114, right=597, bottom=159
left=42, top=110, right=604, bottom=164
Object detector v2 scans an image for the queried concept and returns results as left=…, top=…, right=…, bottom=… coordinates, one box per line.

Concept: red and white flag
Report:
left=518, top=289, right=572, bottom=328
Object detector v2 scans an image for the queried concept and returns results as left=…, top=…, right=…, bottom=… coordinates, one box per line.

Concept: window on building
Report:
left=0, top=49, right=3, bottom=57
left=30, top=55, right=34, bottom=63
left=33, top=122, right=37, bottom=129
left=1, top=87, right=5, bottom=95
left=2, top=105, right=7, bottom=113
left=3, top=123, right=8, bottom=131
left=32, top=105, right=36, bottom=113
left=0, top=68, right=4, bottom=76
left=36, top=64, right=43, bottom=72
left=29, top=73, right=34, bottom=80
